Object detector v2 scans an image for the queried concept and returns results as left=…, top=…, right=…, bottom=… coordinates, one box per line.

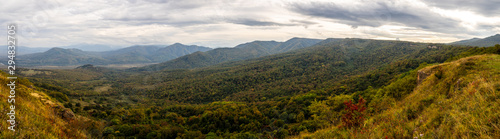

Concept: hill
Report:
left=125, top=39, right=470, bottom=103
left=100, top=45, right=163, bottom=64
left=136, top=38, right=322, bottom=71
left=16, top=43, right=212, bottom=66
left=149, top=43, right=213, bottom=62
left=17, top=41, right=499, bottom=138
left=0, top=72, right=100, bottom=138
left=452, top=34, right=500, bottom=47
left=0, top=46, right=50, bottom=58
left=272, top=37, right=327, bottom=53
left=300, top=54, right=500, bottom=138
left=17, top=48, right=109, bottom=66
left=60, top=43, right=120, bottom=52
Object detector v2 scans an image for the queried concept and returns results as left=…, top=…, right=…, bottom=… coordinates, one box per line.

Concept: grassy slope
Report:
left=300, top=54, right=500, bottom=138
left=0, top=72, right=98, bottom=138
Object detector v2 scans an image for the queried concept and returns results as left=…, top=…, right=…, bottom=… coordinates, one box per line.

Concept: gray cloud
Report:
left=421, top=0, right=500, bottom=16
left=288, top=1, right=467, bottom=34
left=229, top=18, right=297, bottom=26
left=1, top=0, right=499, bottom=48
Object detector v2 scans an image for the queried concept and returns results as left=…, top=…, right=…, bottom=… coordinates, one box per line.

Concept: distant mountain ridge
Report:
left=60, top=43, right=121, bottom=52
left=136, top=38, right=323, bottom=71
left=16, top=43, right=212, bottom=66
left=452, top=34, right=500, bottom=47
left=0, top=46, right=50, bottom=57
left=17, top=48, right=110, bottom=66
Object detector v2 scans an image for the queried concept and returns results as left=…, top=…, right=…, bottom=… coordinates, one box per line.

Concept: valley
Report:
left=3, top=36, right=499, bottom=138
left=3, top=1, right=500, bottom=138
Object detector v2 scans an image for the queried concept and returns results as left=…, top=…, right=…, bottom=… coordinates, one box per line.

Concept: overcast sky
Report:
left=1, top=0, right=500, bottom=48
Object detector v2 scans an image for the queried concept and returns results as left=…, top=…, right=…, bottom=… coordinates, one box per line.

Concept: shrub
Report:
left=342, top=96, right=367, bottom=128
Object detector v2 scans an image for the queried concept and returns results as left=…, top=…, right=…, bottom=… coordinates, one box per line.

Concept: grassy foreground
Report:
left=296, top=54, right=500, bottom=138
left=0, top=72, right=100, bottom=138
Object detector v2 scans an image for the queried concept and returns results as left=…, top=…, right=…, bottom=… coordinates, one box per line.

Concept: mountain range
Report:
left=5, top=36, right=500, bottom=138
left=0, top=43, right=122, bottom=57
left=15, top=38, right=322, bottom=67
left=9, top=34, right=500, bottom=68
left=16, top=43, right=212, bottom=66
left=136, top=37, right=322, bottom=71
left=58, top=43, right=122, bottom=52
left=451, top=34, right=500, bottom=47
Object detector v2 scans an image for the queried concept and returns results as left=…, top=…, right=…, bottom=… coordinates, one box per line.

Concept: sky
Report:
left=1, top=0, right=500, bottom=48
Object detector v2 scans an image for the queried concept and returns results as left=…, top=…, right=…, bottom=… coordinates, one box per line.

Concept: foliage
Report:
left=302, top=54, right=500, bottom=138
left=0, top=71, right=101, bottom=138
left=451, top=34, right=500, bottom=47
left=137, top=38, right=322, bottom=71
left=341, top=96, right=366, bottom=128
left=16, top=44, right=212, bottom=66
left=14, top=39, right=500, bottom=138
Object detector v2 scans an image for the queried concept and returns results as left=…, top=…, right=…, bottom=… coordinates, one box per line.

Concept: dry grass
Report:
left=297, top=54, right=500, bottom=138
left=0, top=72, right=98, bottom=138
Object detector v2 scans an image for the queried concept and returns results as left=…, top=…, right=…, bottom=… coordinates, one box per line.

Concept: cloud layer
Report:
left=1, top=0, right=499, bottom=48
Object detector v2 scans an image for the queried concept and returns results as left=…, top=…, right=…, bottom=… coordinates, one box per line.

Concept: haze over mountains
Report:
left=16, top=43, right=212, bottom=66
left=0, top=43, right=122, bottom=57
left=9, top=34, right=500, bottom=68
left=15, top=38, right=322, bottom=67
left=451, top=34, right=500, bottom=47
left=6, top=36, right=500, bottom=138
left=137, top=37, right=322, bottom=71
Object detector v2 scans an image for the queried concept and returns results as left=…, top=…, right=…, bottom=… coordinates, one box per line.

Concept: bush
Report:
left=342, top=96, right=366, bottom=128
left=230, top=132, right=258, bottom=139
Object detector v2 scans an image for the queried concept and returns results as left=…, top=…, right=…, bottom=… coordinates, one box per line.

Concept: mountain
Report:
left=452, top=34, right=500, bottom=47
left=0, top=46, right=50, bottom=57
left=137, top=38, right=322, bottom=71
left=101, top=43, right=212, bottom=64
left=60, top=43, right=121, bottom=52
left=0, top=44, right=117, bottom=58
left=128, top=39, right=472, bottom=103
left=101, top=45, right=163, bottom=63
left=271, top=37, right=327, bottom=53
left=17, top=47, right=109, bottom=66
left=16, top=43, right=212, bottom=66
left=451, top=37, right=481, bottom=44
left=151, top=43, right=213, bottom=61
left=16, top=39, right=500, bottom=138
left=234, top=40, right=281, bottom=49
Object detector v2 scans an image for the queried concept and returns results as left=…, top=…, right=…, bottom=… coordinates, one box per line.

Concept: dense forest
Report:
left=4, top=37, right=500, bottom=138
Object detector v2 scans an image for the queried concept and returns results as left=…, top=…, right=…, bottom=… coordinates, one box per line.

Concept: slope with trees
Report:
left=136, top=38, right=322, bottom=70
left=14, top=40, right=500, bottom=138
left=16, top=43, right=212, bottom=66
left=452, top=34, right=500, bottom=47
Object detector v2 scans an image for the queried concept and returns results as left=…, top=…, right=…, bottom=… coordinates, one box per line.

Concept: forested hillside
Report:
left=17, top=48, right=109, bottom=66
left=15, top=39, right=500, bottom=138
left=4, top=0, right=500, bottom=138
left=452, top=34, right=500, bottom=47
left=136, top=38, right=322, bottom=71
left=15, top=43, right=212, bottom=66
left=300, top=53, right=500, bottom=138
left=128, top=39, right=469, bottom=103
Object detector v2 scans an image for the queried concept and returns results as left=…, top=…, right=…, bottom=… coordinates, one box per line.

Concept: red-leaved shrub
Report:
left=342, top=96, right=366, bottom=128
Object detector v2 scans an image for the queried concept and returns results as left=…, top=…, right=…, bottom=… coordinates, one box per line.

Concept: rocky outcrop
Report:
left=53, top=105, right=75, bottom=121
left=417, top=70, right=431, bottom=85
left=417, top=64, right=444, bottom=85
left=30, top=92, right=75, bottom=121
